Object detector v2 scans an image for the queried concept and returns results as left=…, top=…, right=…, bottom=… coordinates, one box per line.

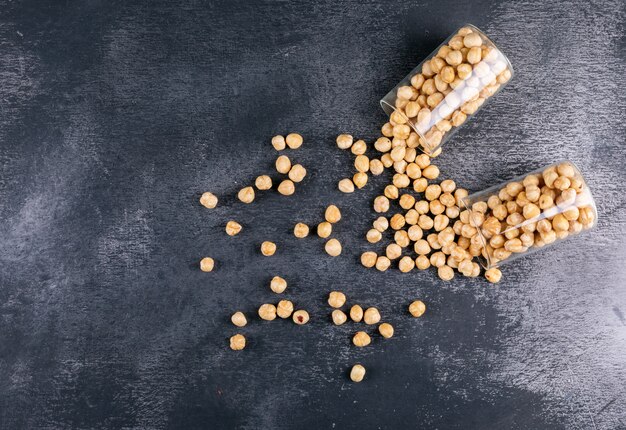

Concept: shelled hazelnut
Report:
left=350, top=364, right=366, bottom=382
left=353, top=331, right=371, bottom=347
left=294, top=222, right=310, bottom=238
left=225, top=220, right=242, bottom=236
left=200, top=257, right=215, bottom=272
left=277, top=300, right=294, bottom=318
left=230, top=334, right=246, bottom=350
left=200, top=192, right=218, bottom=209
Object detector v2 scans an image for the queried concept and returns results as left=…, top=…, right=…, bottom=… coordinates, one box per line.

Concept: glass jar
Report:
left=380, top=24, right=513, bottom=156
left=460, top=161, right=598, bottom=269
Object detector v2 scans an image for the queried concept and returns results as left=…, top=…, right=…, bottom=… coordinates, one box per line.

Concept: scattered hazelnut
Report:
left=285, top=133, right=303, bottom=149
left=399, top=256, right=416, bottom=273
left=317, top=222, right=332, bottom=238
left=325, top=205, right=342, bottom=223
left=288, top=164, right=307, bottom=182
left=277, top=300, right=294, bottom=318
left=350, top=305, right=364, bottom=322
left=231, top=311, right=247, bottom=327
left=375, top=256, right=391, bottom=271
left=270, top=276, right=287, bottom=293
left=294, top=222, right=310, bottom=238
left=438, top=265, right=455, bottom=281
left=277, top=179, right=295, bottom=195
left=255, top=175, right=273, bottom=190
left=261, top=241, right=277, bottom=256
left=325, top=238, right=342, bottom=256
left=332, top=309, right=348, bottom=325
left=352, top=331, right=371, bottom=347
left=293, top=310, right=309, bottom=325
left=275, top=155, right=291, bottom=174
left=328, top=291, right=346, bottom=308
left=361, top=251, right=378, bottom=268
left=238, top=186, right=255, bottom=203
left=363, top=307, right=381, bottom=325
left=200, top=192, right=218, bottom=209
left=350, top=364, right=366, bottom=382
left=337, top=134, right=354, bottom=150
left=258, top=303, right=277, bottom=321
left=378, top=323, right=394, bottom=338
left=338, top=178, right=355, bottom=193
left=409, top=300, right=426, bottom=317
left=366, top=228, right=382, bottom=243
left=485, top=267, right=502, bottom=283
left=271, top=135, right=286, bottom=150
left=200, top=257, right=215, bottom=272
left=353, top=172, right=368, bottom=188
left=225, top=220, right=242, bottom=236
left=229, top=334, right=246, bottom=350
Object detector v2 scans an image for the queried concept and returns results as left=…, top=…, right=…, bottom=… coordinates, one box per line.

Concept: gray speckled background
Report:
left=1, top=0, right=625, bottom=429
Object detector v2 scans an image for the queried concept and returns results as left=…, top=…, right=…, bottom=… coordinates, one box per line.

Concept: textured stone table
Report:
left=1, top=1, right=625, bottom=428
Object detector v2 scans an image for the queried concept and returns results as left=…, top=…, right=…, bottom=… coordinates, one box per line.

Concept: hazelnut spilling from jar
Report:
left=460, top=161, right=597, bottom=268
left=380, top=24, right=513, bottom=155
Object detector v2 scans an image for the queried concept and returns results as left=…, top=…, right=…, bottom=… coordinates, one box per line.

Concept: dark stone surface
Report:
left=1, top=1, right=625, bottom=429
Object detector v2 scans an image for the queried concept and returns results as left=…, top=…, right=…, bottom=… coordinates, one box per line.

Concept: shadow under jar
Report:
left=460, top=161, right=598, bottom=269
left=380, top=24, right=513, bottom=156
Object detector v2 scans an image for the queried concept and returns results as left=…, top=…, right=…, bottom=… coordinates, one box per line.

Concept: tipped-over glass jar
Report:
left=459, top=161, right=598, bottom=269
left=380, top=24, right=513, bottom=156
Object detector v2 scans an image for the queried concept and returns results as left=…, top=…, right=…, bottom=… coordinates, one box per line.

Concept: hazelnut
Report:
left=229, top=334, right=246, bottom=351
left=338, top=178, right=355, bottom=193
left=485, top=267, right=502, bottom=283
left=363, top=307, right=381, bottom=325
left=271, top=135, right=286, bottom=150
left=258, top=303, right=277, bottom=321
left=288, top=164, right=307, bottom=183
left=399, top=256, right=415, bottom=273
left=325, top=238, right=342, bottom=256
left=375, top=256, right=391, bottom=271
left=285, top=133, right=303, bottom=149
left=353, top=331, right=371, bottom=347
left=438, top=265, right=455, bottom=281
left=231, top=311, right=247, bottom=327
left=350, top=364, right=366, bottom=382
left=277, top=300, right=294, bottom=318
left=361, top=251, right=378, bottom=268
left=317, top=222, right=333, bottom=238
left=353, top=172, right=368, bottom=188
left=366, top=229, right=382, bottom=243
left=275, top=155, right=291, bottom=174
left=332, top=309, right=348, bottom=325
left=225, top=220, right=242, bottom=236
left=374, top=196, right=390, bottom=213
left=336, top=134, right=354, bottom=149
left=292, top=310, right=309, bottom=325
left=200, top=257, right=215, bottom=272
left=378, top=323, right=394, bottom=338
left=328, top=291, right=347, bottom=308
left=409, top=300, right=426, bottom=317
left=277, top=179, right=295, bottom=196
left=261, top=241, right=277, bottom=256
left=200, top=192, right=218, bottom=209
left=351, top=139, right=367, bottom=155
left=350, top=305, right=364, bottom=322
left=238, top=186, right=255, bottom=203
left=270, top=276, right=287, bottom=294
left=373, top=216, right=389, bottom=232
left=325, top=205, right=342, bottom=223
left=255, top=175, right=273, bottom=190
left=293, top=223, right=309, bottom=238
